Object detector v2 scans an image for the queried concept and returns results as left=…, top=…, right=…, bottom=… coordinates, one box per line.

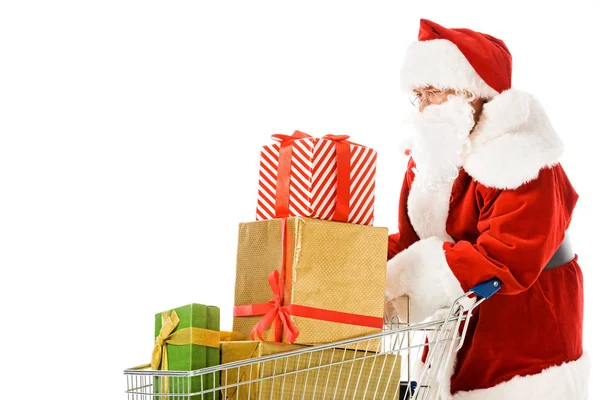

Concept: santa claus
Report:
left=385, top=19, right=589, bottom=399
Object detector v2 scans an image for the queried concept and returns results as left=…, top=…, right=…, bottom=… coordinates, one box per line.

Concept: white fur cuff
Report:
left=386, top=237, right=465, bottom=323
left=451, top=352, right=590, bottom=400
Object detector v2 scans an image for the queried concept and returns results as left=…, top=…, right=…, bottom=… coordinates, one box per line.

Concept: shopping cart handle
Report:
left=471, top=278, right=502, bottom=299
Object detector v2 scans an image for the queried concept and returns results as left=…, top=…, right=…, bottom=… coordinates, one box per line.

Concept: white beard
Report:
left=411, top=95, right=475, bottom=185
left=406, top=95, right=475, bottom=241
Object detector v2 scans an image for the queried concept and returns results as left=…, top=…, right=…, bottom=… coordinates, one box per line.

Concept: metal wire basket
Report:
left=125, top=279, right=501, bottom=399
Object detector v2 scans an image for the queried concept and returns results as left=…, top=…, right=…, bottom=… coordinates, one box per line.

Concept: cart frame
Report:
left=124, top=279, right=501, bottom=400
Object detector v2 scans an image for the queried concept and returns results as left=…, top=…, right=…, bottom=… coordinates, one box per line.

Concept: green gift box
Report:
left=153, top=304, right=221, bottom=400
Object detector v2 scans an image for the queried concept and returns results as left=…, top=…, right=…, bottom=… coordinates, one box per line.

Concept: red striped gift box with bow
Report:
left=256, top=131, right=377, bottom=226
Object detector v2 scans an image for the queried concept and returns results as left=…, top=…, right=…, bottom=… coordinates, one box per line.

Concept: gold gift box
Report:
left=220, top=341, right=401, bottom=400
left=233, top=217, right=388, bottom=345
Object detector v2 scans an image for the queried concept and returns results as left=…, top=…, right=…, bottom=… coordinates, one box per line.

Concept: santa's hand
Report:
left=386, top=237, right=466, bottom=324
left=428, top=307, right=452, bottom=322
left=384, top=295, right=409, bottom=323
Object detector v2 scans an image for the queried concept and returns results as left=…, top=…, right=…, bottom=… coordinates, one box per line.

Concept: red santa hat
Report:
left=400, top=19, right=512, bottom=98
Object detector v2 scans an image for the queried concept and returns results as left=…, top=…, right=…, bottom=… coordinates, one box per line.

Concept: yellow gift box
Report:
left=220, top=341, right=401, bottom=400
left=233, top=217, right=388, bottom=345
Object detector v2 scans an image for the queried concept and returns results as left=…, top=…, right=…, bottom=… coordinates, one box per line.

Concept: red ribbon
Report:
left=234, top=270, right=300, bottom=343
left=233, top=218, right=384, bottom=343
left=271, top=131, right=313, bottom=218
left=270, top=131, right=358, bottom=223
left=321, top=134, right=354, bottom=223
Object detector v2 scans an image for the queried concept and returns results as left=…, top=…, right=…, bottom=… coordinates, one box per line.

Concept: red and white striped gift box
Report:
left=256, top=131, right=377, bottom=226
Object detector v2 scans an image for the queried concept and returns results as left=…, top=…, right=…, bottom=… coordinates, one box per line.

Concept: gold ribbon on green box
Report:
left=150, top=310, right=245, bottom=397
left=151, top=310, right=221, bottom=370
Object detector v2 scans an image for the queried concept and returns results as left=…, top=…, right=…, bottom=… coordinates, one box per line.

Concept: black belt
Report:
left=543, top=233, right=575, bottom=271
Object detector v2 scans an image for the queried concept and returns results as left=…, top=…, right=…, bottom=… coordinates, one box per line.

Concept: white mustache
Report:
left=409, top=96, right=475, bottom=185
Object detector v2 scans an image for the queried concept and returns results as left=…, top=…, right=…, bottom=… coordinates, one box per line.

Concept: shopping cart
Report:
left=124, top=278, right=501, bottom=400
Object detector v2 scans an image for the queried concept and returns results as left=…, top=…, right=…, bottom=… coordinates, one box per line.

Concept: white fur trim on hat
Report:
left=400, top=39, right=499, bottom=98
left=464, top=89, right=564, bottom=189
left=386, top=237, right=467, bottom=323
left=451, top=352, right=590, bottom=400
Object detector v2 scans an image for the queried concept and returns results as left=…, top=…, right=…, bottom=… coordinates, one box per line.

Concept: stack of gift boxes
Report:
left=149, top=131, right=401, bottom=399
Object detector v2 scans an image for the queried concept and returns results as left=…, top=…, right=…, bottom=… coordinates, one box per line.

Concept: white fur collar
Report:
left=463, top=89, right=564, bottom=189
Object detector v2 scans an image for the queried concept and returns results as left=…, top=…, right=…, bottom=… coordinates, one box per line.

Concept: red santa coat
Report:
left=386, top=89, right=589, bottom=399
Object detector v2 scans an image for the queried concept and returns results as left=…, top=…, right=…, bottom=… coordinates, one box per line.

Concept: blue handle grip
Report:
left=471, top=278, right=502, bottom=299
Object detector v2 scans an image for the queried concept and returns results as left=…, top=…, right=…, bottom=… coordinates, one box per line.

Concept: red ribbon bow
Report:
left=248, top=270, right=300, bottom=343
left=321, top=134, right=351, bottom=142
left=270, top=130, right=313, bottom=144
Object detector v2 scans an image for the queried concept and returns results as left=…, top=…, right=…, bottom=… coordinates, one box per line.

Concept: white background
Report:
left=1, top=1, right=598, bottom=398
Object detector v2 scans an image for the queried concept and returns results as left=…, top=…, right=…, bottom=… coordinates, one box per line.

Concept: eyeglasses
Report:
left=409, top=90, right=446, bottom=107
